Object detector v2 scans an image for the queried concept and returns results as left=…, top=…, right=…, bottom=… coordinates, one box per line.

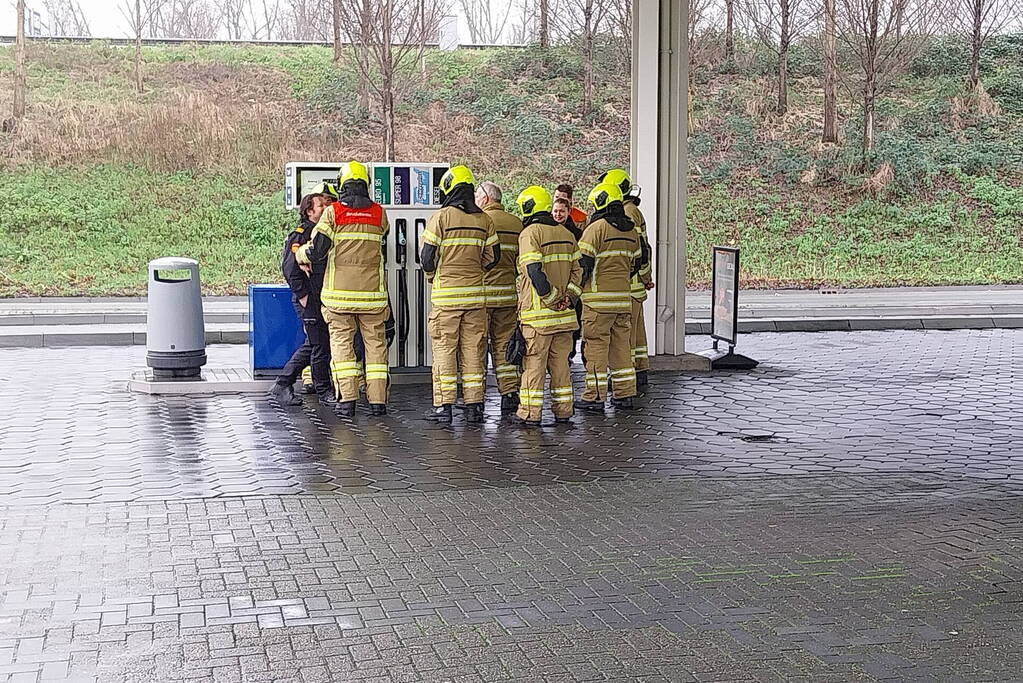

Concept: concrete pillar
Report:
left=631, top=0, right=688, bottom=357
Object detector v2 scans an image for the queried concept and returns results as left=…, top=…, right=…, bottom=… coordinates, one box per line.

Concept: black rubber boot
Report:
left=500, top=393, right=519, bottom=414
left=636, top=370, right=649, bottom=393
left=575, top=399, right=605, bottom=413
left=465, top=403, right=485, bottom=423
left=335, top=400, right=356, bottom=418
left=554, top=416, right=572, bottom=424
left=269, top=383, right=302, bottom=406
left=612, top=397, right=635, bottom=410
left=370, top=404, right=387, bottom=416
left=515, top=415, right=541, bottom=427
left=425, top=405, right=452, bottom=423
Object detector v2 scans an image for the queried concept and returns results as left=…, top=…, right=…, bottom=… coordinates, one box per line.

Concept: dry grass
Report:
left=862, top=160, right=895, bottom=196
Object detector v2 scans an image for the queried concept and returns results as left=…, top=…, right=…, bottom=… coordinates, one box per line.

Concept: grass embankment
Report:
left=1, top=41, right=1022, bottom=295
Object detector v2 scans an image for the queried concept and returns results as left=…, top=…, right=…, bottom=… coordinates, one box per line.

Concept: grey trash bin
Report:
left=146, top=257, right=207, bottom=378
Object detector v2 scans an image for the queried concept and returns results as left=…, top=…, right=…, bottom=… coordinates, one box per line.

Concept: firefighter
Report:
left=600, top=169, right=654, bottom=391
left=475, top=180, right=524, bottom=413
left=420, top=165, right=499, bottom=424
left=576, top=182, right=641, bottom=412
left=297, top=162, right=391, bottom=418
left=514, top=186, right=582, bottom=426
left=269, top=184, right=338, bottom=407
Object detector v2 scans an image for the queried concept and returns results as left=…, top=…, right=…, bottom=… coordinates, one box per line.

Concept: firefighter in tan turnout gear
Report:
left=514, top=186, right=582, bottom=426
left=421, top=165, right=500, bottom=424
left=600, top=169, right=654, bottom=392
left=297, top=161, right=391, bottom=418
left=475, top=180, right=524, bottom=413
left=576, top=182, right=641, bottom=412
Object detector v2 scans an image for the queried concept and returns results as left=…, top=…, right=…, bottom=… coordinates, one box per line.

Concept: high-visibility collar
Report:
left=332, top=201, right=384, bottom=227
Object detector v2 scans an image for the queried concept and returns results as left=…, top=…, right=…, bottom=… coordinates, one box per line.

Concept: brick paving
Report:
left=0, top=329, right=1021, bottom=681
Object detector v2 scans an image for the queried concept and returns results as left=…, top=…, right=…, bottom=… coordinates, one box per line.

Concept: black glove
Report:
left=385, top=308, right=396, bottom=348
left=505, top=325, right=526, bottom=369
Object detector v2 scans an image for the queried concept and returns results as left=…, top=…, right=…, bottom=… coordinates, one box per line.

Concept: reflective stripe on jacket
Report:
left=482, top=202, right=524, bottom=309
left=624, top=200, right=652, bottom=301
left=304, top=201, right=389, bottom=313
left=517, top=222, right=582, bottom=333
left=578, top=217, right=640, bottom=314
left=421, top=206, right=497, bottom=310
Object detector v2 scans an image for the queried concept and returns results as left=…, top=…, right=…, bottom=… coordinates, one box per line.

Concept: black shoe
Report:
left=500, top=393, right=519, bottom=414
left=465, top=403, right=485, bottom=424
left=301, top=383, right=316, bottom=395
left=575, top=399, right=605, bottom=413
left=612, top=397, right=635, bottom=410
left=335, top=400, right=356, bottom=418
left=425, top=405, right=452, bottom=423
left=269, top=383, right=302, bottom=406
left=555, top=416, right=572, bottom=424
left=317, top=390, right=337, bottom=407
left=636, top=371, right=649, bottom=392
left=370, top=404, right=387, bottom=416
left=515, top=415, right=541, bottom=427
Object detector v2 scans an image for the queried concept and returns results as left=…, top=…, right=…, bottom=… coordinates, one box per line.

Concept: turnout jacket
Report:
left=481, top=201, right=524, bottom=309
left=578, top=203, right=640, bottom=314
left=297, top=188, right=390, bottom=315
left=517, top=212, right=582, bottom=334
left=420, top=184, right=499, bottom=310
left=623, top=198, right=653, bottom=301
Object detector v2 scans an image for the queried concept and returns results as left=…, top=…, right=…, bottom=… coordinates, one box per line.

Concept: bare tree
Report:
left=220, top=0, right=254, bottom=38
left=956, top=0, right=1021, bottom=89
left=835, top=0, right=946, bottom=160
left=159, top=0, right=221, bottom=39
left=12, top=0, right=26, bottom=129
left=43, top=0, right=92, bottom=36
left=688, top=0, right=717, bottom=133
left=254, top=0, right=283, bottom=39
left=461, top=0, right=514, bottom=44
left=337, top=0, right=445, bottom=159
left=822, top=0, right=838, bottom=142
left=280, top=0, right=331, bottom=39
left=607, top=0, right=632, bottom=74
left=739, top=0, right=819, bottom=115
left=121, top=0, right=168, bottom=93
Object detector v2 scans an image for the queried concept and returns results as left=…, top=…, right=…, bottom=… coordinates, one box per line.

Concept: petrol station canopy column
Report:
left=631, top=0, right=689, bottom=358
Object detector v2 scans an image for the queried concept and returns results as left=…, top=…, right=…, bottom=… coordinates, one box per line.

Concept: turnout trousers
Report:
left=630, top=299, right=650, bottom=372
left=322, top=307, right=390, bottom=405
left=278, top=298, right=332, bottom=394
left=581, top=308, right=636, bottom=402
left=516, top=327, right=574, bottom=422
left=487, top=306, right=521, bottom=395
left=428, top=307, right=488, bottom=406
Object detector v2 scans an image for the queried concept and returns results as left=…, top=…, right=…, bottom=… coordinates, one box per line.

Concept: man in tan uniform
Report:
left=600, top=169, right=654, bottom=392
left=421, top=165, right=499, bottom=424
left=475, top=180, right=524, bottom=413
left=576, top=182, right=641, bottom=412
left=297, top=161, right=390, bottom=418
left=514, top=186, right=582, bottom=426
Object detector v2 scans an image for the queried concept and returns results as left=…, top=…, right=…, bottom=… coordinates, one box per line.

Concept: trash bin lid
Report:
left=149, top=257, right=199, bottom=271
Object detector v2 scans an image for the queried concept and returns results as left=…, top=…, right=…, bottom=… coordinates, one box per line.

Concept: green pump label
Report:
left=373, top=166, right=392, bottom=205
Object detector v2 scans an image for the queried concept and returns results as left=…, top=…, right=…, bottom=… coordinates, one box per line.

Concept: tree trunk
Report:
left=776, top=0, right=790, bottom=115
left=134, top=0, right=144, bottom=93
left=539, top=0, right=549, bottom=47
left=725, top=0, right=734, bottom=60
left=862, top=79, right=876, bottom=160
left=13, top=0, right=26, bottom=125
left=969, top=0, right=982, bottom=88
left=382, top=0, right=395, bottom=160
left=333, top=0, right=342, bottom=62
left=358, top=0, right=371, bottom=110
left=582, top=0, right=594, bottom=116
left=822, top=0, right=838, bottom=143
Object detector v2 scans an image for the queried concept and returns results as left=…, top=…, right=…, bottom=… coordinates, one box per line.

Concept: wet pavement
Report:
left=1, top=329, right=1021, bottom=681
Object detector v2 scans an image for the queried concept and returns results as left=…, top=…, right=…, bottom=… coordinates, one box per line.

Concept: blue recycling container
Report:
left=249, top=284, right=305, bottom=377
